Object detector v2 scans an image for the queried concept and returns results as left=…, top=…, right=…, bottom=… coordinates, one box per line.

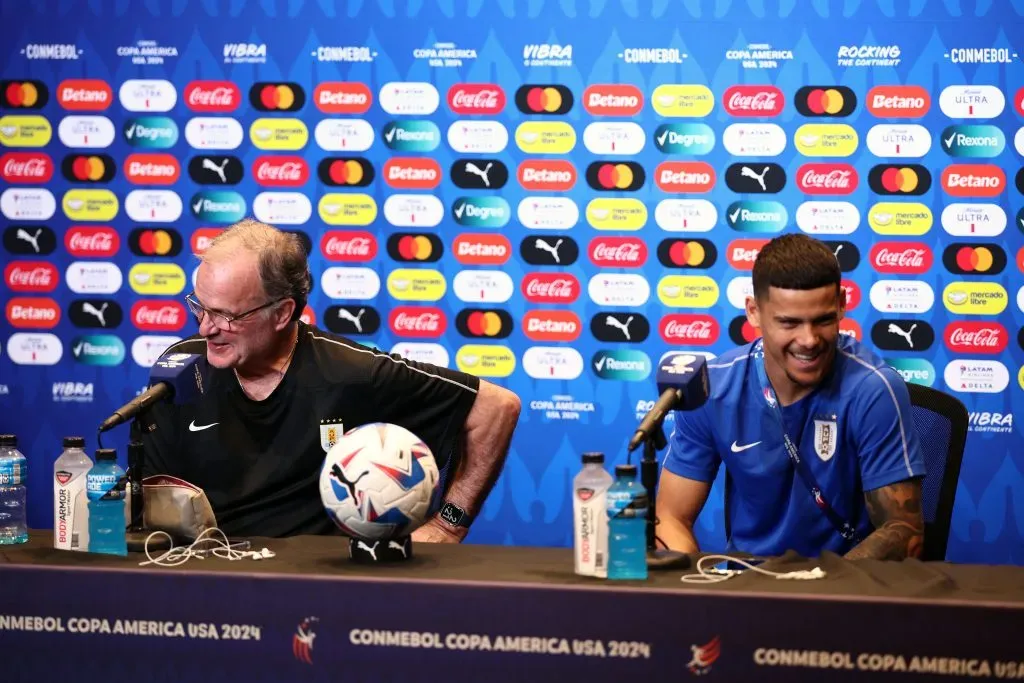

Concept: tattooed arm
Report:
left=844, top=479, right=924, bottom=561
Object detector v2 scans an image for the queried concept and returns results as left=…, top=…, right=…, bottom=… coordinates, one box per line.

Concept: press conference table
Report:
left=1, top=532, right=1022, bottom=683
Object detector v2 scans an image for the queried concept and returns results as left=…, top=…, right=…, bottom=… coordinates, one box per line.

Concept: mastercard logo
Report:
left=942, top=243, right=1007, bottom=275
left=129, top=228, right=182, bottom=257
left=250, top=82, right=305, bottom=112
left=317, top=157, right=374, bottom=187
left=868, top=164, right=931, bottom=196
left=585, top=161, right=645, bottom=191
left=1, top=80, right=48, bottom=108
left=456, top=309, right=513, bottom=339
left=61, top=154, right=116, bottom=183
left=656, top=239, right=717, bottom=269
left=795, top=85, right=857, bottom=117
left=515, top=84, right=573, bottom=115
left=385, top=233, right=443, bottom=263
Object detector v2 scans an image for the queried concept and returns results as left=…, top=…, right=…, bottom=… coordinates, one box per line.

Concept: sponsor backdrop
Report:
left=0, top=0, right=1022, bottom=563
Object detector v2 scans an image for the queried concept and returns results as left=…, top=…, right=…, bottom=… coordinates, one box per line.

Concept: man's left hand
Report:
left=411, top=518, right=465, bottom=543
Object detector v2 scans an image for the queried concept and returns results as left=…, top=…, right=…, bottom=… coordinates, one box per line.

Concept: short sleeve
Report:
left=662, top=402, right=721, bottom=484
left=850, top=366, right=926, bottom=491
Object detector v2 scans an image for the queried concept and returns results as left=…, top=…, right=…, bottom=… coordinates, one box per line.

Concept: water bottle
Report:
left=54, top=436, right=93, bottom=551
left=573, top=452, right=614, bottom=577
left=606, top=464, right=648, bottom=580
left=86, top=448, right=126, bottom=556
left=0, top=434, right=28, bottom=545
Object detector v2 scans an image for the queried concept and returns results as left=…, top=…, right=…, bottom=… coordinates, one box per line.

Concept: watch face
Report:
left=441, top=503, right=463, bottom=526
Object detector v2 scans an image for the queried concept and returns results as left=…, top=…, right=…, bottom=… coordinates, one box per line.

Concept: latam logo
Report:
left=868, top=164, right=930, bottom=195
left=386, top=233, right=443, bottom=263
left=866, top=85, right=930, bottom=118
left=390, top=306, right=446, bottom=338
left=722, top=85, right=784, bottom=117
left=252, top=192, right=312, bottom=226
left=588, top=274, right=651, bottom=307
left=520, top=197, right=580, bottom=231
left=659, top=314, right=719, bottom=345
left=797, top=163, right=857, bottom=195
left=941, top=164, right=1005, bottom=197
left=945, top=322, right=1008, bottom=354
left=942, top=243, right=1007, bottom=275
left=321, top=231, right=377, bottom=262
left=250, top=82, right=305, bottom=112
left=447, top=84, right=505, bottom=115
left=654, top=162, right=715, bottom=193
left=123, top=153, right=180, bottom=185
left=5, top=261, right=58, bottom=292
left=518, top=160, right=576, bottom=191
left=453, top=233, right=512, bottom=266
left=183, top=117, right=244, bottom=150
left=869, top=242, right=933, bottom=274
left=588, top=237, right=648, bottom=267
left=1, top=187, right=56, bottom=221
left=65, top=226, right=119, bottom=257
left=383, top=157, right=441, bottom=190
left=320, top=267, right=381, bottom=300
left=1, top=152, right=53, bottom=183
left=6, top=297, right=60, bottom=329
left=455, top=309, right=514, bottom=339
left=726, top=238, right=768, bottom=270
left=657, top=238, right=717, bottom=269
left=57, top=79, right=112, bottom=111
left=252, top=156, right=308, bottom=187
left=131, top=300, right=186, bottom=332
left=521, top=273, right=580, bottom=303
left=582, top=84, right=643, bottom=116
left=379, top=82, right=440, bottom=115
left=522, top=310, right=581, bottom=342
left=795, top=86, right=856, bottom=117
left=314, top=82, right=372, bottom=114
left=515, top=84, right=573, bottom=114
left=944, top=359, right=1010, bottom=394
left=184, top=81, right=240, bottom=112
left=869, top=280, right=935, bottom=314
left=446, top=121, right=509, bottom=154
left=1, top=80, right=48, bottom=108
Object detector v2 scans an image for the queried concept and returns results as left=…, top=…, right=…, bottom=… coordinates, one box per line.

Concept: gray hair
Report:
left=203, top=218, right=311, bottom=322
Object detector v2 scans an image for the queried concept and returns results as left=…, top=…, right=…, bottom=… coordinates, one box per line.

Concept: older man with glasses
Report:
left=141, top=218, right=522, bottom=541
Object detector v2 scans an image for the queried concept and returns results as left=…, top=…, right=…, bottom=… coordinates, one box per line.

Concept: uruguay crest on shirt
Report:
left=814, top=418, right=837, bottom=462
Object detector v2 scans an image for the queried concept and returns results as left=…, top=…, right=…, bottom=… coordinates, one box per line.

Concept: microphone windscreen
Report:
left=148, top=353, right=210, bottom=405
left=655, top=353, right=710, bottom=411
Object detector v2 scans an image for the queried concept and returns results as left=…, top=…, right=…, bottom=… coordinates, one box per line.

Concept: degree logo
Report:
left=585, top=161, right=645, bottom=191
left=386, top=233, right=443, bottom=263
left=456, top=309, right=513, bottom=339
left=2, top=80, right=48, bottom=108
left=250, top=82, right=305, bottom=112
left=61, top=154, right=116, bottom=183
left=942, top=243, right=1007, bottom=275
left=657, top=239, right=717, bottom=269
left=515, top=84, right=573, bottom=115
left=317, top=157, right=374, bottom=187
left=795, top=86, right=857, bottom=117
left=887, top=358, right=936, bottom=387
left=123, top=116, right=178, bottom=149
left=868, top=164, right=931, bottom=195
left=451, top=197, right=510, bottom=228
left=652, top=123, right=715, bottom=155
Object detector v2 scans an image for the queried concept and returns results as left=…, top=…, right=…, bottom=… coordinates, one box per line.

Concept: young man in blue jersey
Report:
left=658, top=234, right=926, bottom=560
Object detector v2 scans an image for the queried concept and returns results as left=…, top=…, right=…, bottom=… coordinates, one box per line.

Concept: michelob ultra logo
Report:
left=592, top=349, right=651, bottom=381
left=943, top=282, right=1007, bottom=315
left=387, top=269, right=446, bottom=302
left=868, top=202, right=932, bottom=236
left=886, top=358, right=936, bottom=387
left=314, top=119, right=374, bottom=152
left=62, top=189, right=118, bottom=221
left=123, top=117, right=177, bottom=148
left=319, top=193, right=377, bottom=226
left=456, top=345, right=516, bottom=378
left=582, top=122, right=645, bottom=156
left=0, top=115, right=52, bottom=147
left=189, top=191, right=246, bottom=223
left=452, top=197, right=510, bottom=228
left=249, top=118, right=309, bottom=150
left=71, top=334, right=124, bottom=366
left=794, top=123, right=858, bottom=157
left=650, top=85, right=714, bottom=117
left=118, top=79, right=177, bottom=112
left=382, top=120, right=440, bottom=152
left=866, top=124, right=931, bottom=158
left=383, top=195, right=444, bottom=228
left=515, top=121, right=576, bottom=154
left=940, top=125, right=1004, bottom=158
left=586, top=198, right=647, bottom=231
left=938, top=85, right=1005, bottom=119
left=521, top=347, right=584, bottom=380
left=657, top=275, right=719, bottom=308
left=941, top=204, right=1007, bottom=237
left=125, top=190, right=182, bottom=223
left=652, top=123, right=715, bottom=155
left=129, top=263, right=186, bottom=295
left=725, top=200, right=786, bottom=233
left=655, top=199, right=717, bottom=232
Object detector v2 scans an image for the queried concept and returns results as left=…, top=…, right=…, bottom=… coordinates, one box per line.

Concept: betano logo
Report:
left=129, top=263, right=185, bottom=295
left=586, top=198, right=646, bottom=231
left=58, top=79, right=113, bottom=111
left=654, top=162, right=715, bottom=193
left=6, top=296, right=60, bottom=329
left=381, top=120, right=440, bottom=152
left=582, top=84, right=643, bottom=116
left=456, top=345, right=516, bottom=378
left=868, top=202, right=932, bottom=235
left=249, top=118, right=308, bottom=151
left=941, top=164, right=1005, bottom=197
left=942, top=282, right=1007, bottom=315
left=518, top=160, right=576, bottom=191
left=318, top=193, right=376, bottom=226
left=453, top=233, right=511, bottom=265
left=314, top=82, right=372, bottom=114
left=592, top=350, right=650, bottom=381
left=652, top=123, right=715, bottom=155
left=940, top=124, right=1004, bottom=158
left=383, top=157, right=441, bottom=190
left=62, top=189, right=118, bottom=221
left=521, top=310, right=580, bottom=342
left=866, top=85, right=930, bottom=118
left=793, top=123, right=858, bottom=156
left=650, top=84, right=714, bottom=117
left=657, top=275, right=719, bottom=308
left=123, top=153, right=179, bottom=185
left=725, top=239, right=768, bottom=270
left=0, top=115, right=52, bottom=147
left=387, top=269, right=446, bottom=302
left=515, top=121, right=576, bottom=154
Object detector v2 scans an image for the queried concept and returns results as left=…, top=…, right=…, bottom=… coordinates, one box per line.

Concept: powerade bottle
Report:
left=606, top=464, right=648, bottom=580
left=86, top=449, right=127, bottom=556
left=0, top=434, right=28, bottom=545
left=573, top=452, right=613, bottom=577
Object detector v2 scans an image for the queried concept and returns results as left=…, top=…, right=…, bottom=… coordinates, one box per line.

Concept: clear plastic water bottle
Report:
left=55, top=436, right=93, bottom=551
left=573, top=452, right=614, bottom=577
left=86, top=448, right=126, bottom=556
left=606, top=464, right=648, bottom=580
left=0, top=434, right=28, bottom=545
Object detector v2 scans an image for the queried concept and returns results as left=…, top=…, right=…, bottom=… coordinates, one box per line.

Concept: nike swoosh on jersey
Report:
left=730, top=440, right=762, bottom=453
left=189, top=421, right=219, bottom=432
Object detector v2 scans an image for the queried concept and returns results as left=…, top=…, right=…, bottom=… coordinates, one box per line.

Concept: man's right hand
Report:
left=655, top=470, right=712, bottom=553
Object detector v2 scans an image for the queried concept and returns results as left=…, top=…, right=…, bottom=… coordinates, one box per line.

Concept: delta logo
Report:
left=726, top=239, right=768, bottom=270
left=390, top=306, right=447, bottom=338
left=317, top=158, right=374, bottom=187
left=384, top=157, right=441, bottom=190
left=657, top=239, right=717, bottom=269
left=942, top=243, right=1007, bottom=275
left=321, top=230, right=377, bottom=262
left=582, top=84, right=643, bottom=116
left=184, top=81, right=240, bottom=112
left=521, top=273, right=580, bottom=303
left=588, top=237, right=648, bottom=267
left=722, top=85, right=784, bottom=117
left=314, top=82, right=372, bottom=114
left=518, top=160, right=576, bottom=191
left=128, top=228, right=182, bottom=257
left=659, top=314, right=719, bottom=345
left=941, top=164, right=1005, bottom=197
left=132, top=300, right=186, bottom=332
left=453, top=234, right=511, bottom=266
left=250, top=82, right=305, bottom=111
left=522, top=310, right=581, bottom=342
left=868, top=164, right=931, bottom=195
left=386, top=233, right=443, bottom=263
left=870, top=242, right=933, bottom=274
left=447, top=83, right=506, bottom=115
left=6, top=297, right=60, bottom=329
left=1, top=80, right=48, bottom=108
left=654, top=162, right=715, bottom=193
left=797, top=163, right=857, bottom=195
left=62, top=154, right=116, bottom=183
left=57, top=79, right=112, bottom=111
left=795, top=85, right=856, bottom=117
left=253, top=156, right=308, bottom=187
left=866, top=85, right=930, bottom=118
left=123, top=153, right=180, bottom=185
left=455, top=309, right=514, bottom=339
left=945, top=322, right=1008, bottom=355
left=65, top=226, right=119, bottom=258
left=5, top=261, right=58, bottom=292
left=515, top=84, right=573, bottom=115
left=1, top=152, right=53, bottom=183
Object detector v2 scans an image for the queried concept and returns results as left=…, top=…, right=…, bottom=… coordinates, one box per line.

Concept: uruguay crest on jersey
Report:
left=320, top=418, right=344, bottom=453
left=813, top=418, right=837, bottom=462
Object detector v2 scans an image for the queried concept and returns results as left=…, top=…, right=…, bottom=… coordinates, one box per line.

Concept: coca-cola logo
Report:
left=945, top=322, right=1008, bottom=354
left=722, top=85, right=785, bottom=117
left=588, top=237, right=648, bottom=267
left=447, top=83, right=506, bottom=114
left=797, top=164, right=858, bottom=195
left=389, top=306, right=446, bottom=338
left=65, top=227, right=119, bottom=257
left=521, top=273, right=580, bottom=303
left=320, top=231, right=377, bottom=262
left=184, top=81, right=241, bottom=112
left=659, top=314, right=719, bottom=345
left=1, top=152, right=53, bottom=183
left=4, top=261, right=58, bottom=292
left=252, top=156, right=309, bottom=187
left=131, top=300, right=186, bottom=331
left=869, top=242, right=933, bottom=274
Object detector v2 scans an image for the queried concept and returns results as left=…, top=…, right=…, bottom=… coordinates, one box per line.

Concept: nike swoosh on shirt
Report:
left=189, top=421, right=219, bottom=432
left=730, top=440, right=762, bottom=453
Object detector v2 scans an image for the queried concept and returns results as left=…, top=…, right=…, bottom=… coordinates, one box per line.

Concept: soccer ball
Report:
left=319, top=423, right=440, bottom=540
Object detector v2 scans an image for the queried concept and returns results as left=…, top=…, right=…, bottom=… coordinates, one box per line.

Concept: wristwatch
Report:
left=439, top=501, right=472, bottom=529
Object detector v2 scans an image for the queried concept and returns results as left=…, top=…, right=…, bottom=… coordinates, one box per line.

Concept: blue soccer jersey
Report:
left=663, top=335, right=926, bottom=557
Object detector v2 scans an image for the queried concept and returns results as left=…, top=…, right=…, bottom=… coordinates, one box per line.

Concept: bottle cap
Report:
left=0, top=434, right=16, bottom=447
left=95, top=448, right=117, bottom=462
left=615, top=464, right=638, bottom=477
left=63, top=436, right=86, bottom=448
left=582, top=452, right=605, bottom=464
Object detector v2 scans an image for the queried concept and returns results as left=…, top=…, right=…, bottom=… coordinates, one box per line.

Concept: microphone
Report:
left=98, top=353, right=209, bottom=433
left=628, top=353, right=710, bottom=453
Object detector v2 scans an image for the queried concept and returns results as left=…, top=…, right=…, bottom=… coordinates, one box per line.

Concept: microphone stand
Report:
left=631, top=420, right=691, bottom=571
left=125, top=416, right=169, bottom=553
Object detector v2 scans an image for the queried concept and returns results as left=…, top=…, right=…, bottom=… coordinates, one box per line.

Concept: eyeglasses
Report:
left=185, top=292, right=281, bottom=330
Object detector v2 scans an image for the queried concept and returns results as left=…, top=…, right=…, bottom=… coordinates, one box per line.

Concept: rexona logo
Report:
left=658, top=239, right=717, bottom=269
left=722, top=85, right=784, bottom=117
left=942, top=164, right=1005, bottom=197
left=1, top=152, right=53, bottom=183
left=872, top=319, right=935, bottom=352
left=65, top=226, right=119, bottom=257
left=590, top=312, right=650, bottom=343
left=387, top=269, right=446, bottom=302
left=249, top=82, right=305, bottom=112
left=867, top=202, right=932, bottom=236
left=795, top=86, right=856, bottom=117
left=522, top=310, right=581, bottom=342
left=868, top=164, right=930, bottom=195
left=653, top=123, right=715, bottom=155
left=189, top=191, right=246, bottom=223
left=132, top=300, right=186, bottom=331
left=887, top=358, right=936, bottom=387
left=940, top=124, right=1004, bottom=158
left=325, top=305, right=382, bottom=336
left=252, top=156, right=307, bottom=187
left=583, top=84, right=643, bottom=116
left=455, top=345, right=516, bottom=378
left=725, top=200, right=786, bottom=233
left=725, top=162, right=785, bottom=194
left=797, top=163, right=857, bottom=195
left=124, top=153, right=180, bottom=185
left=944, top=359, right=1010, bottom=394
left=249, top=118, right=308, bottom=151
left=447, top=83, right=505, bottom=115
left=452, top=197, right=509, bottom=227
left=1, top=114, right=53, bottom=147
left=391, top=306, right=447, bottom=338
left=386, top=233, right=443, bottom=263
left=382, top=120, right=440, bottom=152
left=453, top=233, right=511, bottom=266
left=57, top=79, right=112, bottom=111
left=450, top=159, right=508, bottom=189
left=322, top=231, right=377, bottom=262
left=455, top=309, right=513, bottom=339
left=654, top=162, right=715, bottom=193
left=588, top=237, right=647, bottom=267
left=1, top=80, right=48, bottom=108
left=6, top=297, right=60, bottom=329
left=129, top=263, right=186, bottom=295
left=866, top=85, right=930, bottom=118
left=659, top=314, right=719, bottom=346
left=71, top=334, right=124, bottom=366
left=68, top=299, right=123, bottom=329
left=522, top=347, right=584, bottom=380
left=123, top=116, right=178, bottom=148
left=945, top=322, right=1008, bottom=355
left=586, top=161, right=645, bottom=191
left=592, top=350, right=651, bottom=381
left=870, top=242, right=932, bottom=274
left=314, top=82, right=372, bottom=114
left=183, top=81, right=240, bottom=113
left=188, top=155, right=243, bottom=185
left=128, top=228, right=182, bottom=257
left=522, top=273, right=580, bottom=304
left=515, top=84, right=573, bottom=114
left=384, top=157, right=441, bottom=190
left=520, top=235, right=579, bottom=266
left=518, top=160, right=576, bottom=191
left=943, top=243, right=1007, bottom=275
left=726, top=238, right=768, bottom=270
left=942, top=282, right=1007, bottom=315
